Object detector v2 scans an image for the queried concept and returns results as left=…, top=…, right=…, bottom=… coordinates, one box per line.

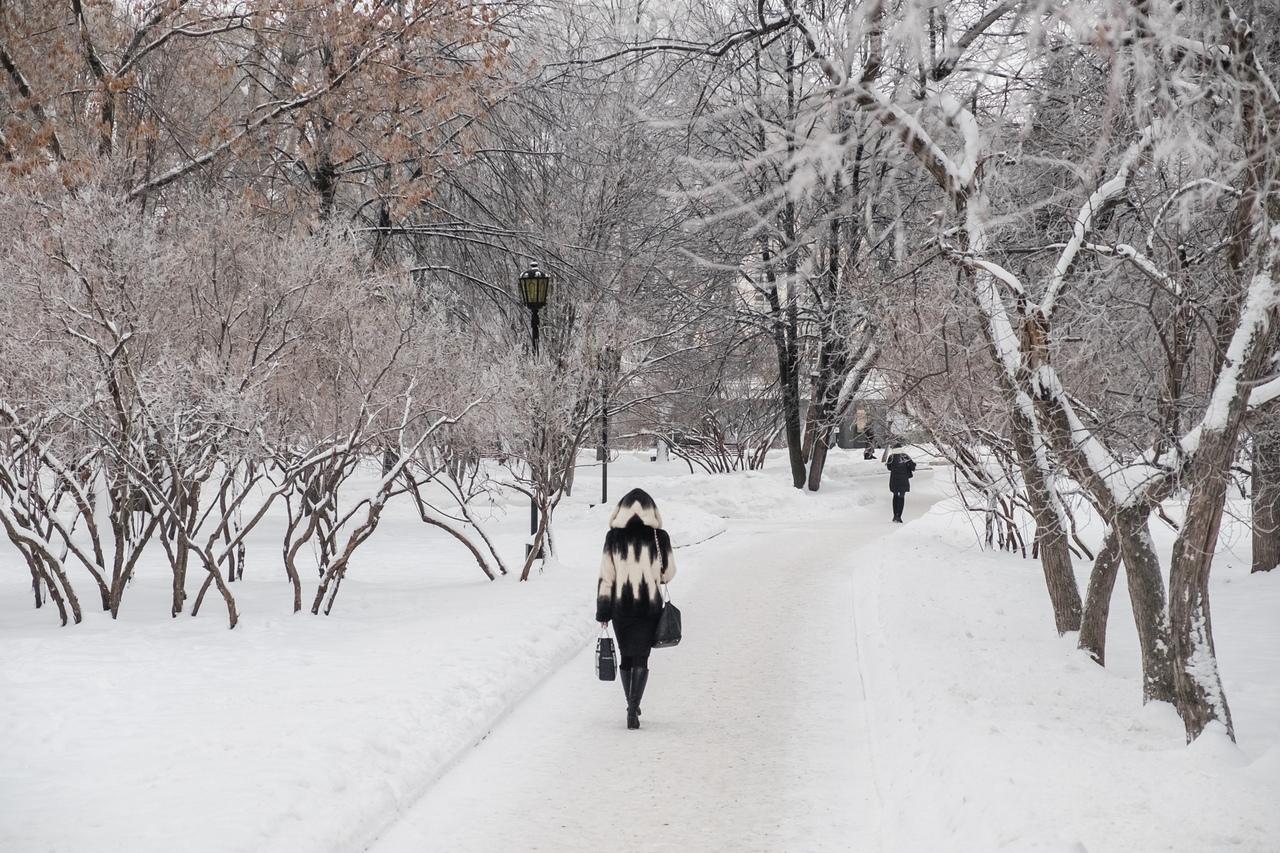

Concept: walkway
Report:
left=369, top=495, right=931, bottom=852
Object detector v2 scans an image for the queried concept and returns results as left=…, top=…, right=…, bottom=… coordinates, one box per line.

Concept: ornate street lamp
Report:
left=518, top=262, right=551, bottom=355
left=519, top=262, right=551, bottom=557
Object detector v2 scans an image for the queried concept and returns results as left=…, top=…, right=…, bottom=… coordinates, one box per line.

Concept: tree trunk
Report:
left=312, top=507, right=381, bottom=615
left=1169, top=465, right=1236, bottom=741
left=191, top=548, right=239, bottom=629
left=1078, top=528, right=1122, bottom=665
left=800, top=395, right=820, bottom=463
left=1252, top=413, right=1280, bottom=573
left=777, top=325, right=805, bottom=488
left=1007, top=403, right=1083, bottom=634
left=408, top=484, right=497, bottom=581
left=0, top=513, right=72, bottom=625
left=284, top=508, right=321, bottom=613
left=806, top=430, right=833, bottom=492
left=1105, top=509, right=1175, bottom=704
left=519, top=501, right=551, bottom=581
left=761, top=239, right=806, bottom=489
left=778, top=35, right=806, bottom=490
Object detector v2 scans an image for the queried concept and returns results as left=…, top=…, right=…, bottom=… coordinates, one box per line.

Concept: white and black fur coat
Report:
left=595, top=491, right=676, bottom=623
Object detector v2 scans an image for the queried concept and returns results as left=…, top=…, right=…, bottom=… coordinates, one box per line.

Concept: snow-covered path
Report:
left=369, top=496, right=929, bottom=852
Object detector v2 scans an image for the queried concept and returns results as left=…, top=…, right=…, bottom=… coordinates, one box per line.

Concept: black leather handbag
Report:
left=651, top=529, right=681, bottom=648
left=596, top=630, right=616, bottom=681
left=654, top=588, right=682, bottom=648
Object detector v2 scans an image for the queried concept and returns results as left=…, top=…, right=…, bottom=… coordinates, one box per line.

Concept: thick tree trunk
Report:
left=806, top=430, right=833, bottom=492
left=762, top=242, right=806, bottom=490
left=1252, top=414, right=1280, bottom=573
left=1169, top=463, right=1236, bottom=741
left=1078, top=528, right=1122, bottom=665
left=800, top=374, right=821, bottom=463
left=1007, top=403, right=1083, bottom=634
left=170, top=534, right=189, bottom=616
left=1112, top=510, right=1177, bottom=704
left=779, top=308, right=804, bottom=490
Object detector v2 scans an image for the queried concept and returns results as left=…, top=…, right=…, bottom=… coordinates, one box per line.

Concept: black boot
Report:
left=627, top=667, right=649, bottom=730
left=620, top=667, right=632, bottom=709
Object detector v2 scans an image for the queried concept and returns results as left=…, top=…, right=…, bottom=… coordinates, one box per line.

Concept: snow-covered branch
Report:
left=1041, top=124, right=1160, bottom=318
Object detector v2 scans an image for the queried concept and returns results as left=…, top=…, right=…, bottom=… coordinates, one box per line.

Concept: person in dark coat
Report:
left=862, top=426, right=877, bottom=460
left=596, top=487, right=676, bottom=730
left=885, top=445, right=916, bottom=523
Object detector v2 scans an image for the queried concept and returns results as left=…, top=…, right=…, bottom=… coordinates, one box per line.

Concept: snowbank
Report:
left=852, top=489, right=1280, bottom=852
left=0, top=555, right=601, bottom=852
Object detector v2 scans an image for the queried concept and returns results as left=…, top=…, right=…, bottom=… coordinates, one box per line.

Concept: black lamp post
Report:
left=598, top=346, right=621, bottom=505
left=518, top=262, right=551, bottom=557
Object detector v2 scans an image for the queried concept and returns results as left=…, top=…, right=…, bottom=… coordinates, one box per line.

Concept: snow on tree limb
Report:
left=1079, top=242, right=1181, bottom=298
left=1041, top=123, right=1160, bottom=318
left=834, top=341, right=880, bottom=417
left=1114, top=223, right=1280, bottom=507
left=946, top=250, right=1027, bottom=297
left=1031, top=364, right=1133, bottom=506
left=1250, top=375, right=1280, bottom=409
left=1182, top=225, right=1280, bottom=433
left=841, top=83, right=970, bottom=201
left=933, top=92, right=980, bottom=187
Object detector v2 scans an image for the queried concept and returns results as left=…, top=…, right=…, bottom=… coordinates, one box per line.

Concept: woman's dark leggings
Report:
left=892, top=492, right=906, bottom=519
left=620, top=653, right=650, bottom=671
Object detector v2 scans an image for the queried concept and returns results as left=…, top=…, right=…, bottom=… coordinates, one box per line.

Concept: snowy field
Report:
left=2, top=449, right=1278, bottom=852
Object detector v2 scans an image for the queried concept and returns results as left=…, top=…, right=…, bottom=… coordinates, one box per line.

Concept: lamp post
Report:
left=598, top=346, right=621, bottom=505
left=518, top=262, right=551, bottom=558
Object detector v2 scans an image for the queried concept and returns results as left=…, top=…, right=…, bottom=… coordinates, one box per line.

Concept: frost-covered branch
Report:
left=1041, top=124, right=1160, bottom=318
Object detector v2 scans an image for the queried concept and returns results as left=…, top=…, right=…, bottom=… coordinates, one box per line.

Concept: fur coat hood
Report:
left=607, top=494, right=663, bottom=529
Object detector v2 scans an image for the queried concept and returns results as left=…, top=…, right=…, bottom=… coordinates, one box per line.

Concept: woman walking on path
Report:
left=596, top=487, right=676, bottom=730
left=885, top=445, right=916, bottom=523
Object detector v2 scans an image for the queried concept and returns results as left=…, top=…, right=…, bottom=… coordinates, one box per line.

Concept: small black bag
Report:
left=653, top=588, right=682, bottom=648
left=596, top=631, right=616, bottom=681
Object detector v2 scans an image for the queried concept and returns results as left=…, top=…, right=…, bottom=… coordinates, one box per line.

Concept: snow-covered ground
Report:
left=854, top=495, right=1280, bottom=851
left=2, top=449, right=1278, bottom=852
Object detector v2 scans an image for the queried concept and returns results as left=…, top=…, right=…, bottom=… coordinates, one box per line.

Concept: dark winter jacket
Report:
left=595, top=489, right=676, bottom=624
left=886, top=452, right=916, bottom=493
